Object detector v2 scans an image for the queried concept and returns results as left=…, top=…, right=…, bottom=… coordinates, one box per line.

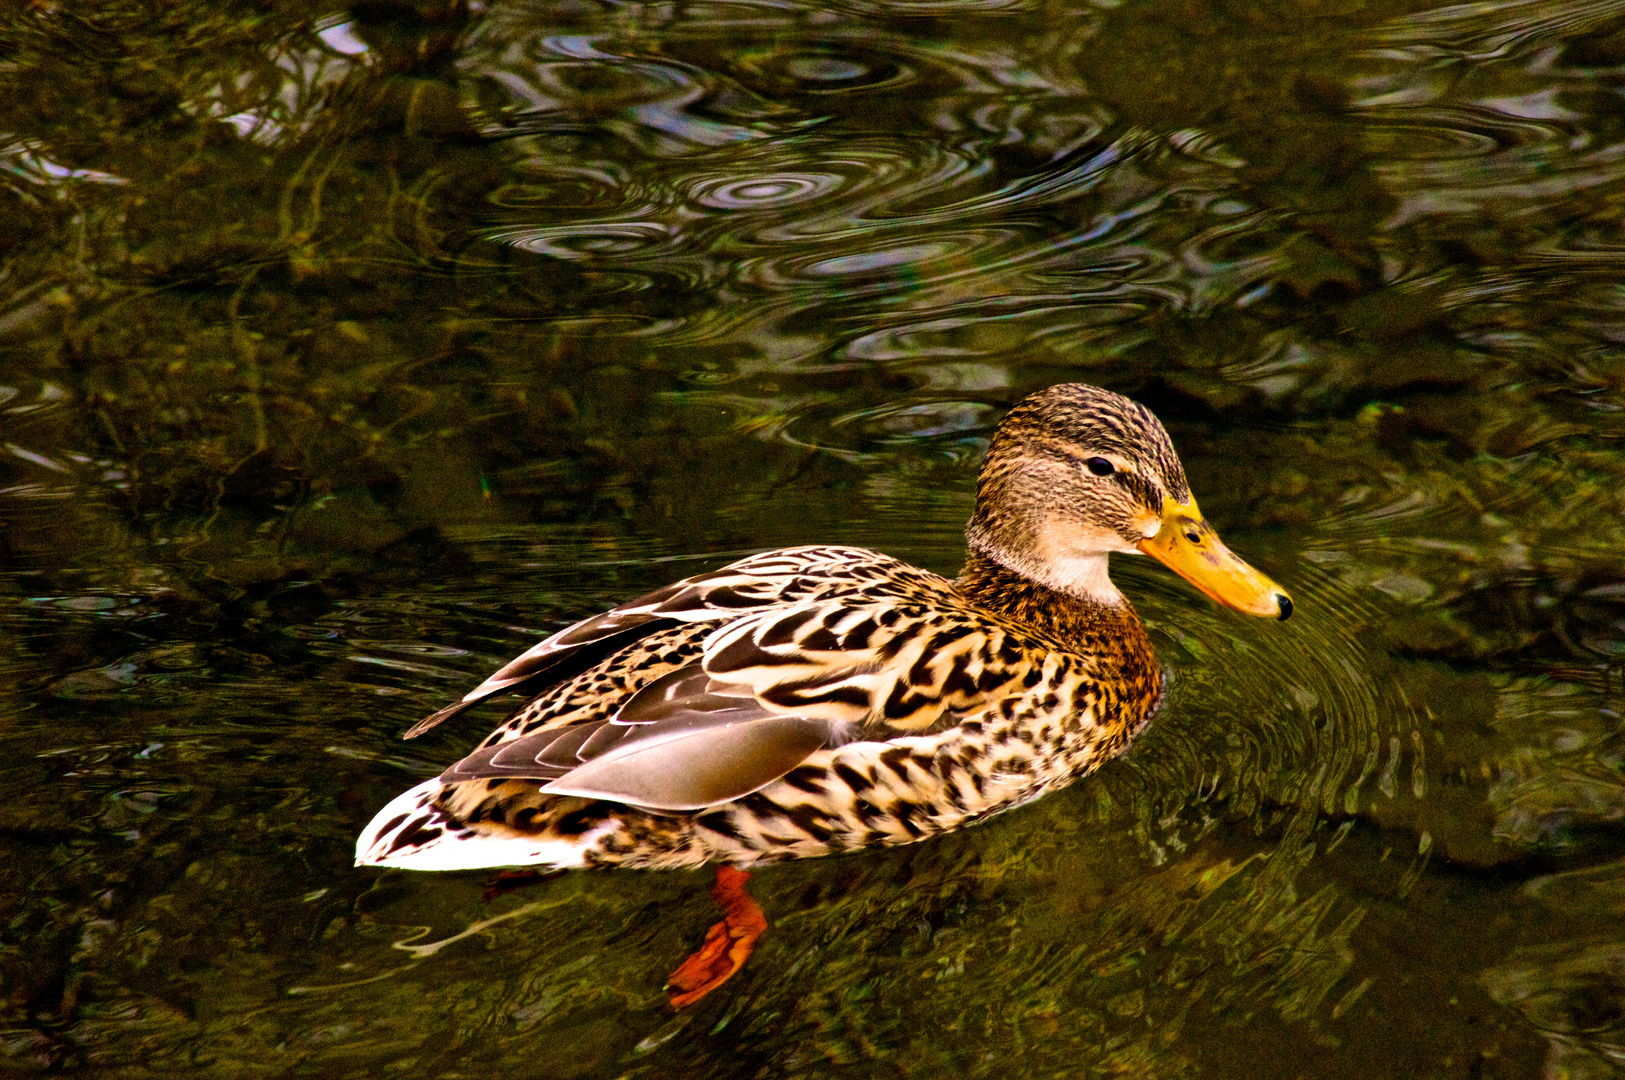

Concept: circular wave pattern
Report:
left=735, top=226, right=1029, bottom=293
left=689, top=171, right=845, bottom=210
left=489, top=222, right=678, bottom=260
left=678, top=137, right=980, bottom=235
left=1113, top=547, right=1397, bottom=836
left=828, top=399, right=999, bottom=442
left=804, top=239, right=965, bottom=278
left=734, top=44, right=917, bottom=94
left=785, top=57, right=869, bottom=82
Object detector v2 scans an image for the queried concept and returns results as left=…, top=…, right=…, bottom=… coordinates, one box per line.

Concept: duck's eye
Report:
left=1085, top=457, right=1114, bottom=476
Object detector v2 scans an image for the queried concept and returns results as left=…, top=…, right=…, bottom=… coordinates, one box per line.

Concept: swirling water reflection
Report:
left=3, top=0, right=1625, bottom=1075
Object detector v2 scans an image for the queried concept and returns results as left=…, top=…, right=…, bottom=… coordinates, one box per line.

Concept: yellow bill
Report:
left=1137, top=497, right=1292, bottom=620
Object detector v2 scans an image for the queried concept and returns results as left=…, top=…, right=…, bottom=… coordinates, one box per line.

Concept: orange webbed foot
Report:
left=666, top=865, right=767, bottom=1009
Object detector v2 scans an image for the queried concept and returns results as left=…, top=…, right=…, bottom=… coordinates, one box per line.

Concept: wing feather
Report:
left=402, top=617, right=676, bottom=737
left=405, top=547, right=887, bottom=738
left=413, top=545, right=1039, bottom=812
left=438, top=665, right=839, bottom=810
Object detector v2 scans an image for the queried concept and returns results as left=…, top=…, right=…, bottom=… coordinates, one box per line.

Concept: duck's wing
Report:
left=435, top=586, right=1040, bottom=811
left=404, top=546, right=925, bottom=739
left=438, top=666, right=839, bottom=811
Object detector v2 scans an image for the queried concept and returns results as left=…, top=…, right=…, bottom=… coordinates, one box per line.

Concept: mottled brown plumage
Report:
left=355, top=383, right=1290, bottom=1004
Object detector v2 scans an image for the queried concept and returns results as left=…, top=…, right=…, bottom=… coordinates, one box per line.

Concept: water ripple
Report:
left=1117, top=547, right=1400, bottom=840
left=739, top=45, right=919, bottom=94
left=689, top=171, right=844, bottom=210
left=1355, top=0, right=1625, bottom=228
left=490, top=221, right=681, bottom=260
left=465, top=6, right=1275, bottom=345
left=1365, top=0, right=1625, bottom=62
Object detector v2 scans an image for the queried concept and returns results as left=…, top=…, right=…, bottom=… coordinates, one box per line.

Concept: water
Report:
left=2, top=0, right=1624, bottom=1074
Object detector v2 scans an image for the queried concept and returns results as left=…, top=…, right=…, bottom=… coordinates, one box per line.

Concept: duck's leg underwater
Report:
left=666, top=865, right=768, bottom=1009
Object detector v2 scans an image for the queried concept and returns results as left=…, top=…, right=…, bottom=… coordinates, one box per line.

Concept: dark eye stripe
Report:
left=1051, top=450, right=1163, bottom=507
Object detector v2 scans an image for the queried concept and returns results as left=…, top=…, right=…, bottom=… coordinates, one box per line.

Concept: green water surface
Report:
left=2, top=0, right=1624, bottom=1076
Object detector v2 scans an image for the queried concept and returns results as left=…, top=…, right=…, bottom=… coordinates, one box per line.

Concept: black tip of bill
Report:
left=1275, top=594, right=1293, bottom=621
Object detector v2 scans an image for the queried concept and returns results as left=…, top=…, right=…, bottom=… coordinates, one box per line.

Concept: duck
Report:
left=355, top=383, right=1291, bottom=1007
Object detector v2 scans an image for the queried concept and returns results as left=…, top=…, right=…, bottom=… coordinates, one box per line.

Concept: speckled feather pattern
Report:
left=358, top=545, right=1160, bottom=870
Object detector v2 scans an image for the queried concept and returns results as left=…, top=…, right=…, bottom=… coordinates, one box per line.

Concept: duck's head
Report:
left=967, top=384, right=1291, bottom=620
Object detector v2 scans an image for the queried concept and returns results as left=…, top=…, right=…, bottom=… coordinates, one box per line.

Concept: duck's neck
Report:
left=957, top=549, right=1158, bottom=683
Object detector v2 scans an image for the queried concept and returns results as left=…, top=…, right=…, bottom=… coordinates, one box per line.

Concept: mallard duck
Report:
left=355, top=383, right=1291, bottom=1006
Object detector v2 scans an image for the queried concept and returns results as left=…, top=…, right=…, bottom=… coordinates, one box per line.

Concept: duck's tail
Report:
left=354, top=777, right=614, bottom=871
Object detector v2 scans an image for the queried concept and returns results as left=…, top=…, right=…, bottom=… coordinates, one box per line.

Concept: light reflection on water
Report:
left=1, top=0, right=1625, bottom=1075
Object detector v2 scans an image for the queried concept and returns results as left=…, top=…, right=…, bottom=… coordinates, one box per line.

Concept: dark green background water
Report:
left=3, top=0, right=1624, bottom=1075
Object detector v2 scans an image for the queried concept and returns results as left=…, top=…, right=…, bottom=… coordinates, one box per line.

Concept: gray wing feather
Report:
left=538, top=715, right=830, bottom=810
left=437, top=665, right=839, bottom=811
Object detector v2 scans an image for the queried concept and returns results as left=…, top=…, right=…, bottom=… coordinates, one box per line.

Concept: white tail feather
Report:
left=354, top=777, right=614, bottom=871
